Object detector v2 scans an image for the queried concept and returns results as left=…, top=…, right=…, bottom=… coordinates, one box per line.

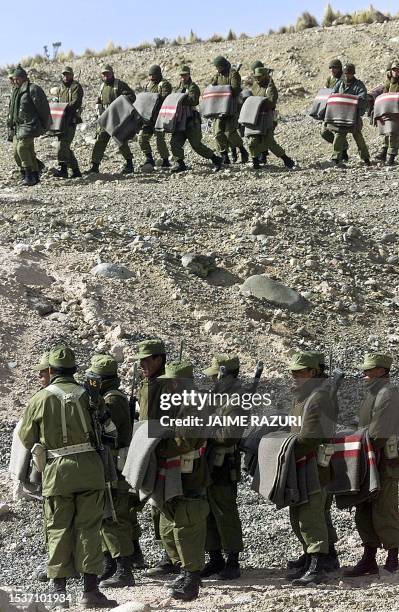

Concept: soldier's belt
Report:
left=47, top=442, right=95, bottom=458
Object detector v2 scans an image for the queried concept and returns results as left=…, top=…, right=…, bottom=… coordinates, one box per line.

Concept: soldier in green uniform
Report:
left=19, top=345, right=116, bottom=609
left=53, top=67, right=84, bottom=178
left=331, top=63, right=370, bottom=165
left=157, top=361, right=210, bottom=601
left=321, top=59, right=348, bottom=161
left=211, top=56, right=248, bottom=165
left=85, top=354, right=135, bottom=588
left=249, top=67, right=295, bottom=170
left=170, top=66, right=222, bottom=173
left=375, top=60, right=399, bottom=166
left=287, top=352, right=336, bottom=586
left=201, top=354, right=244, bottom=580
left=249, top=61, right=268, bottom=164
left=138, top=65, right=172, bottom=168
left=9, top=65, right=50, bottom=186
left=86, top=64, right=136, bottom=175
left=344, top=353, right=399, bottom=577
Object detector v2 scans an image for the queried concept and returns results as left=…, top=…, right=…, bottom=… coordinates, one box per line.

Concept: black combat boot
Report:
left=170, top=570, right=201, bottom=601
left=291, top=553, right=328, bottom=586
left=343, top=546, right=379, bottom=577
left=211, top=154, right=222, bottom=171
left=259, top=150, right=268, bottom=164
left=100, top=556, right=135, bottom=588
left=121, top=159, right=134, bottom=174
left=37, top=158, right=45, bottom=174
left=200, top=550, right=225, bottom=577
left=146, top=551, right=179, bottom=576
left=53, top=163, right=68, bottom=178
left=282, top=154, right=295, bottom=169
left=324, top=545, right=340, bottom=572
left=81, top=573, right=117, bottom=609
left=287, top=552, right=309, bottom=570
left=286, top=554, right=311, bottom=580
left=221, top=150, right=231, bottom=165
left=49, top=577, right=69, bottom=610
left=33, top=171, right=41, bottom=183
left=384, top=548, right=398, bottom=573
left=85, top=162, right=100, bottom=174
left=375, top=147, right=388, bottom=162
left=144, top=154, right=155, bottom=167
left=239, top=145, right=249, bottom=163
left=231, top=147, right=238, bottom=162
left=19, top=167, right=26, bottom=180
left=386, top=154, right=396, bottom=166
left=131, top=539, right=146, bottom=569
left=364, top=158, right=371, bottom=166
left=71, top=167, right=82, bottom=178
left=171, top=159, right=187, bottom=173
left=98, top=552, right=117, bottom=582
left=218, top=552, right=241, bottom=580
left=24, top=168, right=38, bottom=186
left=342, top=150, right=349, bottom=162
left=161, top=158, right=171, bottom=168
left=252, top=157, right=261, bottom=169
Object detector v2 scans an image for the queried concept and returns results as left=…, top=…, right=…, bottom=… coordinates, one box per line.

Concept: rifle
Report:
left=84, top=372, right=117, bottom=522
left=250, top=361, right=264, bottom=393
left=178, top=340, right=184, bottom=362
left=128, top=362, right=139, bottom=422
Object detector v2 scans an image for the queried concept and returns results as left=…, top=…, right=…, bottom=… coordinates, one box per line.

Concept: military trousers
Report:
left=355, top=471, right=399, bottom=549
left=44, top=489, right=104, bottom=578
left=213, top=115, right=243, bottom=152
left=13, top=136, right=39, bottom=171
left=248, top=130, right=285, bottom=159
left=332, top=128, right=370, bottom=161
left=57, top=125, right=79, bottom=169
left=128, top=492, right=144, bottom=541
left=91, top=128, right=133, bottom=164
left=289, top=489, right=329, bottom=554
left=206, top=483, right=243, bottom=553
left=101, top=489, right=134, bottom=558
left=383, top=134, right=399, bottom=156
left=325, top=492, right=338, bottom=545
left=138, top=125, right=169, bottom=160
left=159, top=496, right=209, bottom=572
left=321, top=124, right=348, bottom=150
left=171, top=119, right=214, bottom=161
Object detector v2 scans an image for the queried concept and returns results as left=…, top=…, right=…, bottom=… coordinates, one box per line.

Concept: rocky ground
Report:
left=1, top=19, right=399, bottom=612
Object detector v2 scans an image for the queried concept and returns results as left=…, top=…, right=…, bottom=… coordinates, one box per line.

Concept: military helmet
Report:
left=329, top=59, right=342, bottom=70
left=359, top=353, right=393, bottom=371
left=158, top=360, right=194, bottom=379
left=88, top=354, right=118, bottom=376
left=148, top=64, right=162, bottom=77
left=289, top=352, right=319, bottom=372
left=179, top=65, right=191, bottom=75
left=203, top=353, right=240, bottom=377
left=62, top=66, right=73, bottom=75
left=48, top=344, right=76, bottom=368
left=33, top=352, right=50, bottom=372
left=343, top=62, right=356, bottom=74
left=135, top=338, right=166, bottom=360
left=251, top=60, right=264, bottom=72
left=101, top=64, right=113, bottom=73
left=14, top=65, right=27, bottom=78
left=254, top=67, right=270, bottom=78
left=213, top=55, right=228, bottom=68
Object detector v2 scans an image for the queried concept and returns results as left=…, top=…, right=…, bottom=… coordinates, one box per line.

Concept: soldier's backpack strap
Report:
left=46, top=384, right=87, bottom=445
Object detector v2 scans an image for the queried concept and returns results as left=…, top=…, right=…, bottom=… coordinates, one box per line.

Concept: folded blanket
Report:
left=9, top=420, right=31, bottom=482
left=155, top=92, right=190, bottom=133
left=200, top=85, right=235, bottom=118
left=374, top=92, right=399, bottom=118
left=309, top=88, right=333, bottom=120
left=325, top=93, right=359, bottom=128
left=98, top=95, right=138, bottom=146
left=48, top=102, right=68, bottom=133
left=133, top=92, right=161, bottom=123
left=239, top=96, right=274, bottom=135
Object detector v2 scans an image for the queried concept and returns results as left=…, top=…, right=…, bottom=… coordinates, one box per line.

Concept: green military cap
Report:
left=289, top=352, right=319, bottom=371
left=343, top=62, right=356, bottom=74
left=254, top=67, right=269, bottom=78
left=33, top=352, right=50, bottom=371
left=62, top=66, right=74, bottom=75
left=360, top=353, right=393, bottom=371
left=135, top=338, right=166, bottom=359
left=213, top=55, right=228, bottom=68
left=101, top=64, right=113, bottom=73
left=14, top=65, right=27, bottom=78
left=329, top=59, right=342, bottom=69
left=251, top=60, right=264, bottom=72
left=308, top=351, right=325, bottom=367
left=48, top=344, right=76, bottom=368
left=148, top=64, right=162, bottom=77
left=391, top=60, right=399, bottom=70
left=88, top=354, right=118, bottom=376
left=203, top=353, right=240, bottom=377
left=158, top=360, right=194, bottom=379
left=179, top=65, right=191, bottom=75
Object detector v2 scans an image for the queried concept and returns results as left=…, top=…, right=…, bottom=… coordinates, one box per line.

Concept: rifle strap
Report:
left=47, top=385, right=87, bottom=444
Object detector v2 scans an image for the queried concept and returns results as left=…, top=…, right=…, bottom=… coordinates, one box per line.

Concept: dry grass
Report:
left=296, top=11, right=319, bottom=31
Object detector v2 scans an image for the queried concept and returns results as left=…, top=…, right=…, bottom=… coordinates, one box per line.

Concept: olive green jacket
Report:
left=384, top=79, right=399, bottom=93
left=176, top=79, right=201, bottom=107
left=146, top=78, right=172, bottom=101
left=325, top=74, right=341, bottom=88
left=19, top=375, right=105, bottom=497
left=97, top=78, right=136, bottom=106
left=10, top=80, right=51, bottom=139
left=252, top=79, right=278, bottom=109
left=102, top=378, right=132, bottom=489
left=332, top=77, right=368, bottom=116
left=138, top=373, right=169, bottom=421
left=211, top=67, right=242, bottom=97
left=56, top=80, right=84, bottom=124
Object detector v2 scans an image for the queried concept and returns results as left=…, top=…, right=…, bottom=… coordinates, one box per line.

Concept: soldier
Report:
left=249, top=67, right=295, bottom=170
left=249, top=60, right=268, bottom=164
left=85, top=354, right=135, bottom=588
left=138, top=65, right=172, bottom=168
left=53, top=67, right=84, bottom=178
left=19, top=345, right=116, bottom=609
left=170, top=66, right=222, bottom=173
left=86, top=64, right=135, bottom=175
left=9, top=65, right=50, bottom=186
left=321, top=59, right=348, bottom=162
left=344, top=353, right=399, bottom=577
left=287, top=352, right=336, bottom=586
left=157, top=361, right=210, bottom=601
left=211, top=56, right=249, bottom=165
left=375, top=60, right=399, bottom=166
left=201, top=354, right=244, bottom=580
left=331, top=63, right=370, bottom=165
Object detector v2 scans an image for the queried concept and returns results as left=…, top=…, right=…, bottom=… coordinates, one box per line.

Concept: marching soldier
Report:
left=53, top=66, right=84, bottom=178
left=170, top=65, right=222, bottom=173
left=249, top=67, right=295, bottom=170
left=19, top=345, right=116, bottom=609
left=9, top=65, right=50, bottom=186
left=201, top=354, right=244, bottom=580
left=249, top=60, right=268, bottom=164
left=331, top=63, right=370, bottom=165
left=287, top=352, right=336, bottom=586
left=86, top=354, right=135, bottom=588
left=86, top=64, right=135, bottom=175
left=211, top=56, right=248, bottom=165
left=321, top=59, right=348, bottom=161
left=344, top=353, right=399, bottom=576
left=138, top=65, right=172, bottom=168
left=375, top=60, right=399, bottom=166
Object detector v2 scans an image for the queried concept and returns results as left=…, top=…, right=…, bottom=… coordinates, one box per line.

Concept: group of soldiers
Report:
left=7, top=53, right=399, bottom=187
left=17, top=339, right=399, bottom=607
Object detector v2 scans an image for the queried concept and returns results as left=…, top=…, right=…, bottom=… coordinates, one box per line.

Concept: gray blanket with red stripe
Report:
left=133, top=92, right=161, bottom=123
left=374, top=93, right=399, bottom=135
left=325, top=93, right=359, bottom=128
left=309, top=88, right=333, bottom=120
left=97, top=95, right=139, bottom=146
left=48, top=102, right=68, bottom=133
left=200, top=85, right=235, bottom=118
left=239, top=96, right=274, bottom=135
left=155, top=92, right=190, bottom=133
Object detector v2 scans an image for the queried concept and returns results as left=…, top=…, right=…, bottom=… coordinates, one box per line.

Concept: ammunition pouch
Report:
left=31, top=443, right=47, bottom=473
left=317, top=443, right=334, bottom=468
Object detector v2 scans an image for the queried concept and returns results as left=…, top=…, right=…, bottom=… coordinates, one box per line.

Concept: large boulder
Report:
left=241, top=275, right=309, bottom=313
left=91, top=263, right=134, bottom=279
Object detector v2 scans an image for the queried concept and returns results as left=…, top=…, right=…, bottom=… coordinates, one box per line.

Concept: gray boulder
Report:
left=241, top=275, right=309, bottom=313
left=91, top=263, right=134, bottom=280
